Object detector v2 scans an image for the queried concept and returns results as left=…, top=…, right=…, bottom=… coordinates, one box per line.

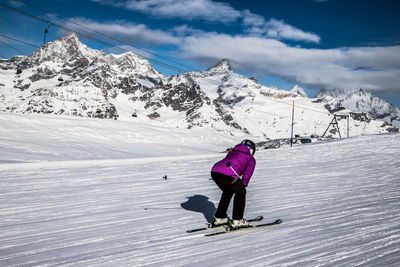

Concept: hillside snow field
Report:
left=0, top=113, right=399, bottom=266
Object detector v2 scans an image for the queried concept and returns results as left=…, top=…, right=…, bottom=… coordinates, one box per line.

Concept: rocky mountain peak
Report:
left=105, top=51, right=159, bottom=75
left=29, top=32, right=105, bottom=65
left=206, top=58, right=233, bottom=74
left=316, top=88, right=400, bottom=122
left=290, top=85, right=308, bottom=97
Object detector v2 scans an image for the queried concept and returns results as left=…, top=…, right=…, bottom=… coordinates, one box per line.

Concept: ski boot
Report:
left=229, top=219, right=250, bottom=229
left=211, top=217, right=229, bottom=227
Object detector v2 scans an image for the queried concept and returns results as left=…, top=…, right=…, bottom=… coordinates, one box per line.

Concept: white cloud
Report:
left=179, top=33, right=400, bottom=94
left=242, top=10, right=320, bottom=43
left=171, top=24, right=206, bottom=37
left=93, top=0, right=241, bottom=23
left=64, top=18, right=181, bottom=46
left=92, top=0, right=320, bottom=43
left=9, top=0, right=25, bottom=7
left=264, top=19, right=320, bottom=43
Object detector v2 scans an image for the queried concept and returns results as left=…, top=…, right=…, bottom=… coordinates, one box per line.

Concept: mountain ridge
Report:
left=0, top=32, right=398, bottom=138
left=316, top=88, right=400, bottom=125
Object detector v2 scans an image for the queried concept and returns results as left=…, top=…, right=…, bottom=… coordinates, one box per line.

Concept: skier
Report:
left=211, top=139, right=256, bottom=229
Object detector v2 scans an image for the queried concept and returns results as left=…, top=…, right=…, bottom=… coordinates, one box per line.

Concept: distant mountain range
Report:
left=316, top=88, right=400, bottom=122
left=0, top=32, right=398, bottom=138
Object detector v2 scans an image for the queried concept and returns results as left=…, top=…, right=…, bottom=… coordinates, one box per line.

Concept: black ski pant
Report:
left=211, top=172, right=246, bottom=220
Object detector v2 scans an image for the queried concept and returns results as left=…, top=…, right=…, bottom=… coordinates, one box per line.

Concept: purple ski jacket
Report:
left=211, top=144, right=256, bottom=187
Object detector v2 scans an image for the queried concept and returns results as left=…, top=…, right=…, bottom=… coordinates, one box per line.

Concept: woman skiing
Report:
left=211, top=139, right=256, bottom=229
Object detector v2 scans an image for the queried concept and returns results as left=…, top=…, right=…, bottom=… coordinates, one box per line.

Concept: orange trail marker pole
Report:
left=290, top=100, right=295, bottom=147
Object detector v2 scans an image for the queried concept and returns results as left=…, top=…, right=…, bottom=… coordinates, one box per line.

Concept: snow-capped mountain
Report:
left=316, top=88, right=400, bottom=127
left=0, top=32, right=397, bottom=139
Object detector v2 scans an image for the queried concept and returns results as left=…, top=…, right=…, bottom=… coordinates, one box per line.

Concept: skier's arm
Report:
left=242, top=157, right=256, bottom=187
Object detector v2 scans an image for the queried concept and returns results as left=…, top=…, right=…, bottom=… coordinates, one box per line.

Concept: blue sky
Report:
left=1, top=0, right=400, bottom=106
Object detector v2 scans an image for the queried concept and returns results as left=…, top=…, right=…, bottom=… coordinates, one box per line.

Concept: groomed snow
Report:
left=0, top=113, right=399, bottom=266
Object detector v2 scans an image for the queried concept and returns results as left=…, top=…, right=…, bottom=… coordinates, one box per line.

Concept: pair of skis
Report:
left=186, top=216, right=282, bottom=237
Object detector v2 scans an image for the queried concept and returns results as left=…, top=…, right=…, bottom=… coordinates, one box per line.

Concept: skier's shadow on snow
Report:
left=181, top=195, right=216, bottom=223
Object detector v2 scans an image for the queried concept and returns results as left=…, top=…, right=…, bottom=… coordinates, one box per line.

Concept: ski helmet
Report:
left=241, top=139, right=256, bottom=155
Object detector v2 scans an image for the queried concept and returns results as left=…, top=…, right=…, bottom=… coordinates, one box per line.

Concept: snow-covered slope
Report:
left=0, top=112, right=399, bottom=266
left=0, top=112, right=242, bottom=163
left=1, top=33, right=396, bottom=139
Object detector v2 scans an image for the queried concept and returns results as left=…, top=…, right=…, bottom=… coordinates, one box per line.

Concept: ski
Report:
left=205, top=219, right=282, bottom=237
left=186, top=215, right=263, bottom=233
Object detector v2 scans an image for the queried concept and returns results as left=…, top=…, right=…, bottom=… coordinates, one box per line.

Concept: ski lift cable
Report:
left=0, top=39, right=29, bottom=55
left=0, top=34, right=40, bottom=48
left=293, top=102, right=332, bottom=116
left=18, top=0, right=199, bottom=73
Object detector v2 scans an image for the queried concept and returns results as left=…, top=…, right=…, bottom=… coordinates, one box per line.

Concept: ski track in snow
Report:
left=1, top=133, right=400, bottom=266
